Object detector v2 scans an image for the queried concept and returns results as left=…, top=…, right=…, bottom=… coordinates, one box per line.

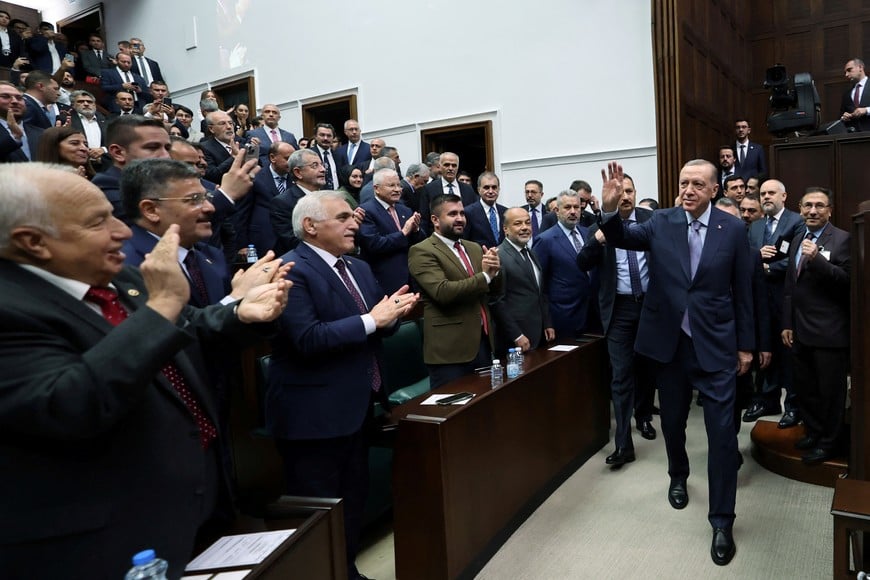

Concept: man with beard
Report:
left=69, top=90, right=109, bottom=169
left=0, top=81, right=42, bottom=162
left=408, top=193, right=503, bottom=388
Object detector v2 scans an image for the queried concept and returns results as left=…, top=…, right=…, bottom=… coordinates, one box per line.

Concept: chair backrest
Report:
left=380, top=319, right=428, bottom=395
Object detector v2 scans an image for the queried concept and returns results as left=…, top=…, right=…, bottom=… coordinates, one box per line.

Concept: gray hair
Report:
left=292, top=191, right=348, bottom=240
left=200, top=99, right=219, bottom=113
left=373, top=168, right=397, bottom=187
left=556, top=189, right=579, bottom=208
left=372, top=157, right=396, bottom=172
left=288, top=148, right=320, bottom=175
left=682, top=159, right=718, bottom=183
left=406, top=163, right=429, bottom=179
left=0, top=163, right=69, bottom=251
left=70, top=89, right=96, bottom=102
left=121, top=159, right=200, bottom=219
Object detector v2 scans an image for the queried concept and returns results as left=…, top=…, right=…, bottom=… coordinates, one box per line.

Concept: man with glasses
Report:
left=202, top=110, right=251, bottom=183
left=0, top=81, right=42, bottom=162
left=69, top=90, right=108, bottom=165
left=782, top=188, right=850, bottom=464
left=270, top=148, right=326, bottom=254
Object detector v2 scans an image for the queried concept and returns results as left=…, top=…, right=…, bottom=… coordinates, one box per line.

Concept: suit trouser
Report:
left=791, top=341, right=849, bottom=450
left=607, top=295, right=654, bottom=449
left=657, top=332, right=738, bottom=529
left=276, top=426, right=369, bottom=579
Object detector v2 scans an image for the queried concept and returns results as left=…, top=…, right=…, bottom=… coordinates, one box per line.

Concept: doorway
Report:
left=420, top=121, right=493, bottom=186
left=57, top=3, right=104, bottom=56
left=301, top=95, right=357, bottom=144
left=212, top=76, right=256, bottom=118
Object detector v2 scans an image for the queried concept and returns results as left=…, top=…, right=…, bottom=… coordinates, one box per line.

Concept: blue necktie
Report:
left=531, top=208, right=539, bottom=236
left=488, top=206, right=499, bottom=241
left=275, top=175, right=286, bottom=194
left=347, top=142, right=356, bottom=163
left=763, top=216, right=774, bottom=245
left=569, top=229, right=583, bottom=253
left=624, top=219, right=643, bottom=298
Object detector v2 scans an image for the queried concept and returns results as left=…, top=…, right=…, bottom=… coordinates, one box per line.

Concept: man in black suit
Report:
left=201, top=110, right=249, bottom=184
left=400, top=162, right=429, bottom=211
left=742, top=179, right=805, bottom=427
left=0, top=81, right=42, bottom=162
left=0, top=10, right=24, bottom=70
left=490, top=207, right=554, bottom=354
left=25, top=22, right=65, bottom=74
left=106, top=91, right=143, bottom=119
left=0, top=162, right=290, bottom=579
left=270, top=148, right=326, bottom=254
left=100, top=53, right=150, bottom=112
left=310, top=122, right=344, bottom=190
left=578, top=173, right=656, bottom=469
left=717, top=145, right=737, bottom=193
left=463, top=171, right=507, bottom=248
left=840, top=57, right=870, bottom=132
left=733, top=119, right=767, bottom=180
left=69, top=90, right=109, bottom=165
left=21, top=70, right=58, bottom=129
left=336, top=119, right=372, bottom=169
left=79, top=33, right=112, bottom=79
left=783, top=188, right=850, bottom=464
left=129, top=37, right=165, bottom=84
left=419, top=151, right=478, bottom=234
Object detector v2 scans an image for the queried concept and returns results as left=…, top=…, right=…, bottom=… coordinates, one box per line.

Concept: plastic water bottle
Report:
left=506, top=349, right=520, bottom=379
left=516, top=348, right=525, bottom=374
left=246, top=244, right=258, bottom=264
left=490, top=359, right=503, bottom=388
left=124, top=549, right=169, bottom=580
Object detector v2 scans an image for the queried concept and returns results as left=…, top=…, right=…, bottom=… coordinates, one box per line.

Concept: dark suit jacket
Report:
left=782, top=225, right=850, bottom=347
left=463, top=201, right=507, bottom=248
left=336, top=140, right=371, bottom=168
left=232, top=166, right=286, bottom=256
left=200, top=137, right=236, bottom=183
left=310, top=146, right=346, bottom=187
left=269, top=182, right=308, bottom=255
left=246, top=126, right=298, bottom=165
left=577, top=207, right=653, bottom=334
left=0, top=122, right=42, bottom=163
left=533, top=223, right=599, bottom=338
left=357, top=199, right=424, bottom=294
left=599, top=206, right=754, bottom=371
left=490, top=240, right=551, bottom=352
left=400, top=179, right=419, bottom=211
left=408, top=235, right=504, bottom=364
left=0, top=261, right=261, bottom=578
left=419, top=178, right=479, bottom=235
left=266, top=243, right=393, bottom=440
left=540, top=210, right=596, bottom=232
left=122, top=224, right=231, bottom=307
left=130, top=55, right=165, bottom=83
left=70, top=111, right=108, bottom=147
left=747, top=207, right=803, bottom=327
left=22, top=93, right=52, bottom=129
left=79, top=48, right=113, bottom=78
left=0, top=30, right=23, bottom=69
left=91, top=165, right=125, bottom=220
left=99, top=67, right=150, bottom=110
left=24, top=35, right=66, bottom=74
left=841, top=81, right=870, bottom=132
left=734, top=140, right=767, bottom=180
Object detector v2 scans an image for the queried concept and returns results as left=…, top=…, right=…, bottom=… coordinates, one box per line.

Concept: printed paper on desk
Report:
left=422, top=393, right=472, bottom=405
left=185, top=530, right=295, bottom=571
left=548, top=345, right=579, bottom=351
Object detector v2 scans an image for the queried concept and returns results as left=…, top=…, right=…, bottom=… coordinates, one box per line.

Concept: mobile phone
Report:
left=436, top=392, right=474, bottom=405
left=63, top=53, right=75, bottom=63
left=244, top=142, right=258, bottom=163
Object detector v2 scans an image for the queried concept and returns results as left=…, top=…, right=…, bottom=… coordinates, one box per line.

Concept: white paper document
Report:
left=421, top=393, right=473, bottom=405
left=185, top=530, right=295, bottom=571
left=548, top=345, right=579, bottom=352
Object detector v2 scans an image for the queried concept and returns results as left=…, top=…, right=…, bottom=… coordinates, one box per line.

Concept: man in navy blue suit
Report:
left=25, top=22, right=65, bottom=74
left=733, top=119, right=767, bottom=180
left=463, top=172, right=507, bottom=248
left=336, top=119, right=371, bottom=169
left=310, top=122, right=345, bottom=190
left=246, top=103, right=298, bottom=165
left=598, top=160, right=753, bottom=566
left=533, top=189, right=599, bottom=339
left=357, top=168, right=424, bottom=294
left=267, top=191, right=418, bottom=580
left=100, top=53, right=150, bottom=112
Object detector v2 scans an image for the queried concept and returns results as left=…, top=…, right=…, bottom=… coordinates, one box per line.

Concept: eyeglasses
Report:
left=303, top=161, right=324, bottom=170
left=801, top=202, right=830, bottom=210
left=149, top=192, right=214, bottom=207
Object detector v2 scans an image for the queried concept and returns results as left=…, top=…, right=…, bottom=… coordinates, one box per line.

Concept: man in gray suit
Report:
left=490, top=207, right=554, bottom=354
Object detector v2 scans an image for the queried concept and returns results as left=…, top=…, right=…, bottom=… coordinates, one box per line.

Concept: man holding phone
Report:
left=143, top=80, right=175, bottom=124
left=25, top=22, right=66, bottom=74
left=100, top=52, right=150, bottom=112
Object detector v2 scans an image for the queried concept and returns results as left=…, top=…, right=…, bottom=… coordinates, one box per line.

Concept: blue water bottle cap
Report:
left=132, top=549, right=156, bottom=566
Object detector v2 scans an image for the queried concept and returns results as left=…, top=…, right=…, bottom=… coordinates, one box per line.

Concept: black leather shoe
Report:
left=795, top=434, right=818, bottom=450
left=742, top=401, right=782, bottom=422
left=711, top=527, right=736, bottom=565
left=605, top=447, right=636, bottom=468
left=802, top=447, right=833, bottom=465
left=778, top=410, right=799, bottom=429
left=668, top=479, right=688, bottom=509
left=637, top=420, right=657, bottom=440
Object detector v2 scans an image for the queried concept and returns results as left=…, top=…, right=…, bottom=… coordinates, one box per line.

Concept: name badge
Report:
left=779, top=240, right=790, bottom=254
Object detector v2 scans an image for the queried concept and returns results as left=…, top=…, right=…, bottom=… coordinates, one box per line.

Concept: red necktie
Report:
left=85, top=287, right=218, bottom=449
left=453, top=241, right=489, bottom=335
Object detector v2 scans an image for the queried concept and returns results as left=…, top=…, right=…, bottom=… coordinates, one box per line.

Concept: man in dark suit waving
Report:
left=267, top=191, right=417, bottom=580
left=0, top=163, right=290, bottom=578
left=598, top=160, right=753, bottom=566
left=490, top=207, right=554, bottom=354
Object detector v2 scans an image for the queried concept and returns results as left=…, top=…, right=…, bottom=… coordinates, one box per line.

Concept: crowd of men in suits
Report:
left=0, top=24, right=860, bottom=575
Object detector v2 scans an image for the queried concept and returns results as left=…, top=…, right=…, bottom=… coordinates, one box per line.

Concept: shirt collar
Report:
left=686, top=202, right=713, bottom=227
left=304, top=240, right=340, bottom=265
left=18, top=263, right=92, bottom=300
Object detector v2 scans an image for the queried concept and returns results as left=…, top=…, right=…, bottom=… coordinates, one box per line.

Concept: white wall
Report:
left=34, top=0, right=660, bottom=204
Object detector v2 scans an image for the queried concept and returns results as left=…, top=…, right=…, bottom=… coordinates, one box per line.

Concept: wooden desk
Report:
left=391, top=340, right=609, bottom=579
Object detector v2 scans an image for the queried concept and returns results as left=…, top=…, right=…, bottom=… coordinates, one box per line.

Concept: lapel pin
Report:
left=127, top=288, right=140, bottom=297
left=205, top=257, right=213, bottom=264
left=717, top=224, right=722, bottom=229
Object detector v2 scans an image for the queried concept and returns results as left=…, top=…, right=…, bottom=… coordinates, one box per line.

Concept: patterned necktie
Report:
left=488, top=205, right=499, bottom=241
left=453, top=241, right=489, bottom=335
left=531, top=208, right=539, bottom=236
left=275, top=175, right=286, bottom=194
left=739, top=144, right=746, bottom=165
left=270, top=129, right=279, bottom=143
left=797, top=231, right=815, bottom=276
left=322, top=150, right=334, bottom=189
left=334, top=259, right=381, bottom=391
left=447, top=182, right=455, bottom=196
left=624, top=219, right=643, bottom=298
left=183, top=250, right=210, bottom=306
left=569, top=229, right=583, bottom=253
left=681, top=220, right=704, bottom=336
left=388, top=205, right=402, bottom=230
left=85, top=287, right=217, bottom=449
